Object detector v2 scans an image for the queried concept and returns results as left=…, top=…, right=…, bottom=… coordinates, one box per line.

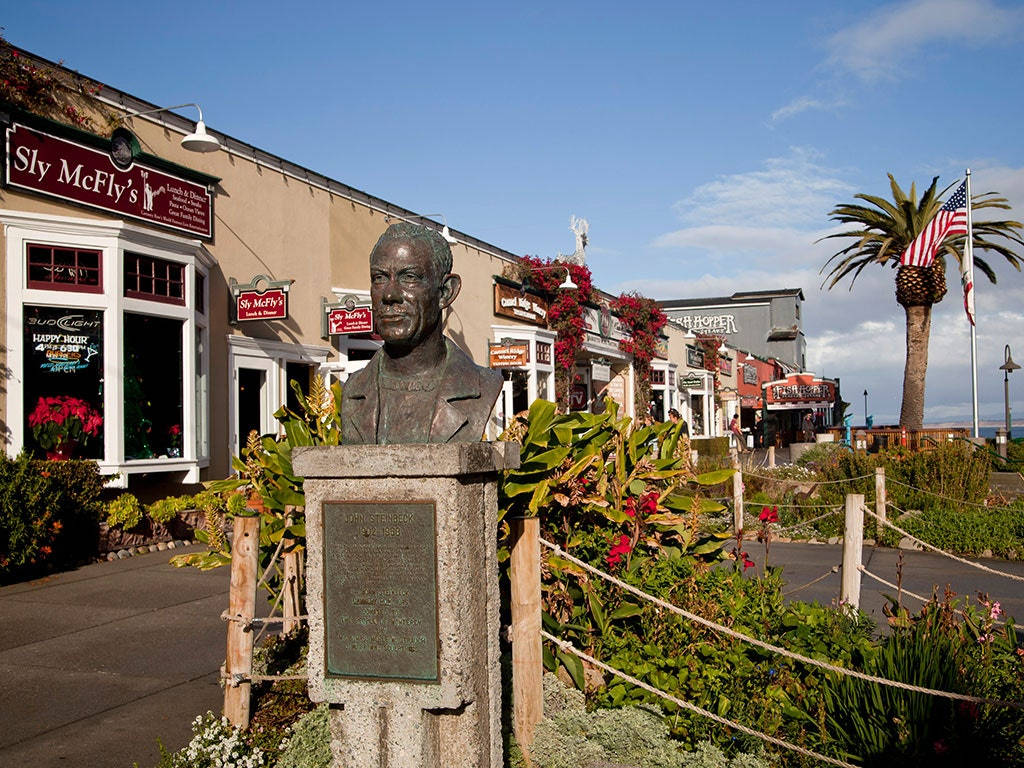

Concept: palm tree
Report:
left=820, top=174, right=1024, bottom=429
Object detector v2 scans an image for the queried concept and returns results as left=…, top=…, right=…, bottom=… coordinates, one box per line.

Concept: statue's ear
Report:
left=439, top=273, right=461, bottom=310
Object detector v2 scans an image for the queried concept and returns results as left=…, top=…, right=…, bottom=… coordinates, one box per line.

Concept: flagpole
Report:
left=967, top=167, right=979, bottom=438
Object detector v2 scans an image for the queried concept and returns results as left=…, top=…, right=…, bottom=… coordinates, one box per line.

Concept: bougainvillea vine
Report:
left=515, top=256, right=594, bottom=409
left=612, top=291, right=667, bottom=418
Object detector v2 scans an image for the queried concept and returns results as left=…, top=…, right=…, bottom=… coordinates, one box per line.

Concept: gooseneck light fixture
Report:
left=403, top=214, right=459, bottom=244
left=119, top=103, right=221, bottom=153
left=523, top=264, right=577, bottom=292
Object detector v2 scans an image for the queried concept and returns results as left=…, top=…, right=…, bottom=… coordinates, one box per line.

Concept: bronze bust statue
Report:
left=342, top=222, right=503, bottom=444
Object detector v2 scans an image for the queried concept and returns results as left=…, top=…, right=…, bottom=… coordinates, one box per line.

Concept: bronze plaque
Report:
left=322, top=501, right=439, bottom=682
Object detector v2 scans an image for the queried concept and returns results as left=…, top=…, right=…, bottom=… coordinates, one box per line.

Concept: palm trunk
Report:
left=899, top=304, right=932, bottom=429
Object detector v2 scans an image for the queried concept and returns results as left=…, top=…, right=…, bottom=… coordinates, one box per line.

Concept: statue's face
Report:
left=370, top=238, right=451, bottom=349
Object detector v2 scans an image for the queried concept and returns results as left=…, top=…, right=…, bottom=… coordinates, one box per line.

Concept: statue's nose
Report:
left=381, top=278, right=402, bottom=303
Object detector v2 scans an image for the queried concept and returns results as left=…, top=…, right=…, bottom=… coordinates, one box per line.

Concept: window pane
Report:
left=22, top=305, right=105, bottom=459
left=124, top=313, right=183, bottom=459
left=26, top=244, right=102, bottom=292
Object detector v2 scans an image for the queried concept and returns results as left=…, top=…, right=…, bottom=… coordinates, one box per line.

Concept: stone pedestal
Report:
left=293, top=442, right=519, bottom=768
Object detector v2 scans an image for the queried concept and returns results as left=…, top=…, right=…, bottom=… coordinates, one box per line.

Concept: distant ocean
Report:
left=977, top=425, right=1023, bottom=440
left=926, top=424, right=1024, bottom=439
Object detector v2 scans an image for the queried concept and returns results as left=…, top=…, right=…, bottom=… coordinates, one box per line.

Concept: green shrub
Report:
left=105, top=493, right=144, bottom=529
left=521, top=673, right=774, bottom=768
left=817, top=597, right=1024, bottom=766
left=0, top=452, right=105, bottom=581
left=898, top=502, right=1024, bottom=558
left=692, top=437, right=730, bottom=460
left=274, top=704, right=331, bottom=768
left=146, top=494, right=193, bottom=524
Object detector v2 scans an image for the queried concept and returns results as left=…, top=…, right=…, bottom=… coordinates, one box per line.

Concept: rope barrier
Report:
left=743, top=500, right=849, bottom=510
left=741, top=471, right=875, bottom=485
left=220, top=611, right=309, bottom=631
left=540, top=538, right=1022, bottom=709
left=783, top=565, right=840, bottom=596
left=776, top=509, right=842, bottom=535
left=857, top=566, right=1008, bottom=627
left=223, top=671, right=308, bottom=686
left=541, top=631, right=858, bottom=768
left=863, top=507, right=1024, bottom=584
left=883, top=477, right=1024, bottom=513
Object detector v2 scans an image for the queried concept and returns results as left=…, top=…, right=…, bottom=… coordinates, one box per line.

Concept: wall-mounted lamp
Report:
left=717, top=340, right=728, bottom=354
left=402, top=213, right=458, bottom=244
left=523, top=264, right=577, bottom=293
left=119, top=102, right=221, bottom=153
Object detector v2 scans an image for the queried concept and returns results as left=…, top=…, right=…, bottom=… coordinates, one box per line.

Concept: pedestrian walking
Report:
left=730, top=413, right=744, bottom=453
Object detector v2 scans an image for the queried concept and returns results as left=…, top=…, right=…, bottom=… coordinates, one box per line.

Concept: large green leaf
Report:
left=694, top=468, right=735, bottom=486
left=521, top=444, right=572, bottom=471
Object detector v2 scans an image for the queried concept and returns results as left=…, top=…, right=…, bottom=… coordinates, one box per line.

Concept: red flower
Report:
left=741, top=551, right=755, bottom=570
left=168, top=424, right=182, bottom=436
left=759, top=506, right=779, bottom=524
left=624, top=498, right=637, bottom=518
left=606, top=534, right=632, bottom=567
left=640, top=491, right=659, bottom=517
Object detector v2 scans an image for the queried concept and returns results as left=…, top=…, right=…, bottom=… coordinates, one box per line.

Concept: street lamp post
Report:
left=863, top=389, right=868, bottom=426
left=998, top=345, right=1020, bottom=457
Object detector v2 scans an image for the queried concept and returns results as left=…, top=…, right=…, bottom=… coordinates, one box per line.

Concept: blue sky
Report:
left=5, top=0, right=1024, bottom=424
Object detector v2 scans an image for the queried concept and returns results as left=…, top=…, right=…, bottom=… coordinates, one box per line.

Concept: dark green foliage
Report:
left=746, top=442, right=1004, bottom=551
left=0, top=452, right=105, bottom=582
left=692, top=437, right=730, bottom=460
left=817, top=597, right=1024, bottom=766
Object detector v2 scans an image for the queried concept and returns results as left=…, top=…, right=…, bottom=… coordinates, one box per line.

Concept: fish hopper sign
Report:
left=763, top=373, right=836, bottom=411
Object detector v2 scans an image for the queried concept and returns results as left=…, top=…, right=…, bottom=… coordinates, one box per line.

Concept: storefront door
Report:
left=234, top=358, right=276, bottom=456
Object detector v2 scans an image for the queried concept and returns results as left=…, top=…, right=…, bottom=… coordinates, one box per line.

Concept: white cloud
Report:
left=827, top=0, right=1023, bottom=80
left=664, top=148, right=853, bottom=231
left=768, top=96, right=846, bottom=125
left=642, top=155, right=1024, bottom=425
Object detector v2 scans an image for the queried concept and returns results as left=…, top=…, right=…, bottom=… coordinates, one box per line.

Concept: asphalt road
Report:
left=1, top=539, right=1021, bottom=768
left=760, top=540, right=1024, bottom=631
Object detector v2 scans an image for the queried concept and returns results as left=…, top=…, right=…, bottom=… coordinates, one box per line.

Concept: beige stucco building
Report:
left=3, top=46, right=717, bottom=491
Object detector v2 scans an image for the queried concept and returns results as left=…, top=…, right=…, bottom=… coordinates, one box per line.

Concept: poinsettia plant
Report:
left=28, top=395, right=103, bottom=451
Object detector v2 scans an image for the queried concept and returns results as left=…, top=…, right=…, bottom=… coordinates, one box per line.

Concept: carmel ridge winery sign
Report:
left=6, top=122, right=213, bottom=238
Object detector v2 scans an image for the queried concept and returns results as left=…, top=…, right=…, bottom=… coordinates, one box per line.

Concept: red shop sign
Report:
left=6, top=122, right=213, bottom=238
left=328, top=306, right=373, bottom=334
left=569, top=384, right=588, bottom=411
left=237, top=288, right=288, bottom=321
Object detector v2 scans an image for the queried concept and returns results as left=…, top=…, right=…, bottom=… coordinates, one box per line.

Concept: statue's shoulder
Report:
left=444, top=338, right=502, bottom=393
left=342, top=353, right=379, bottom=400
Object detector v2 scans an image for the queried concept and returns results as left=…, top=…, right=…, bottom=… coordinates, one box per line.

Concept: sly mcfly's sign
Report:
left=231, top=275, right=292, bottom=322
left=5, top=122, right=213, bottom=238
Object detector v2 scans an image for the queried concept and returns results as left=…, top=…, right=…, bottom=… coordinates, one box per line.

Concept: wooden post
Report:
left=224, top=513, right=260, bottom=728
left=282, top=507, right=301, bottom=635
left=874, top=467, right=886, bottom=541
left=767, top=445, right=775, bottom=468
left=841, top=494, right=864, bottom=610
left=510, top=516, right=542, bottom=756
left=731, top=450, right=744, bottom=536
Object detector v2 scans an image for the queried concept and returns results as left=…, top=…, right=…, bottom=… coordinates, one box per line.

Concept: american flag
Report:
left=900, top=181, right=968, bottom=267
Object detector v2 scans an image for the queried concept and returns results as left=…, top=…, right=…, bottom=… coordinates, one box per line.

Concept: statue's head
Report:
left=369, top=222, right=461, bottom=350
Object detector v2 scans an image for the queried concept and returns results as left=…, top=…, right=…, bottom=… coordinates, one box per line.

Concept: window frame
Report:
left=26, top=242, right=104, bottom=293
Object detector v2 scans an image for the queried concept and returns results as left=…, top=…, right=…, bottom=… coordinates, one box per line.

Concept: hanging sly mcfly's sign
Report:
left=6, top=122, right=213, bottom=238
left=231, top=275, right=292, bottom=322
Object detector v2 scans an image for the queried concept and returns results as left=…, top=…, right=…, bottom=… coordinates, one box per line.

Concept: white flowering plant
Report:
left=158, top=712, right=269, bottom=768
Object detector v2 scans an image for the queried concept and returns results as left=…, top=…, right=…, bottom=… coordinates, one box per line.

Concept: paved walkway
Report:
left=1, top=540, right=1021, bottom=768
left=0, top=546, right=228, bottom=768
